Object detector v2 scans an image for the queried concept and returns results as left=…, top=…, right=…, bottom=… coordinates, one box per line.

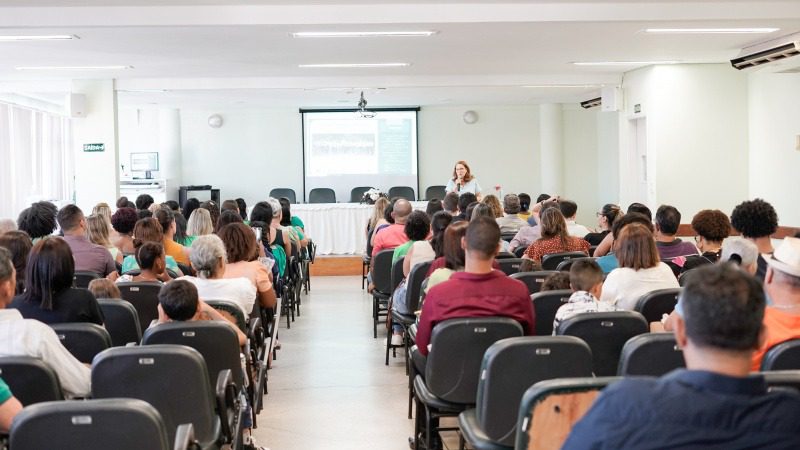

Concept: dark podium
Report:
left=179, top=185, right=220, bottom=207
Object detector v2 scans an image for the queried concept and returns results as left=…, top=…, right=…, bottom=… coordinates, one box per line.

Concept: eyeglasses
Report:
left=595, top=212, right=604, bottom=217
left=694, top=235, right=701, bottom=243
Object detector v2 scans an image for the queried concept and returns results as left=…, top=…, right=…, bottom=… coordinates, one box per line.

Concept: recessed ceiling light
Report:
left=0, top=34, right=77, bottom=41
left=15, top=65, right=132, bottom=70
left=522, top=84, right=601, bottom=88
left=573, top=61, right=680, bottom=66
left=298, top=63, right=410, bottom=68
left=644, top=28, right=778, bottom=34
left=292, top=31, right=436, bottom=38
left=118, top=89, right=166, bottom=93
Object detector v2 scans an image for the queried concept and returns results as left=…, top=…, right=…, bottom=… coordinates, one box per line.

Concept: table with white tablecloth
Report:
left=291, top=202, right=428, bottom=255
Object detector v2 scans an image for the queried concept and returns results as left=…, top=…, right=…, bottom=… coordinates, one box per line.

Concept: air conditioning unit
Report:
left=580, top=97, right=602, bottom=109
left=731, top=33, right=800, bottom=70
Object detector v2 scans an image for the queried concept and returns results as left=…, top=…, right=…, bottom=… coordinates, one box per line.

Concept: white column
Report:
left=539, top=103, right=563, bottom=195
left=71, top=79, right=119, bottom=211
left=158, top=109, right=182, bottom=201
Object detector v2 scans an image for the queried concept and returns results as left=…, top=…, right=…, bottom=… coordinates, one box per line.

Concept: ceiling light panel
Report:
left=15, top=65, right=132, bottom=70
left=298, top=63, right=410, bottom=68
left=573, top=61, right=680, bottom=66
left=0, top=35, right=77, bottom=41
left=644, top=28, right=779, bottom=34
left=292, top=31, right=437, bottom=38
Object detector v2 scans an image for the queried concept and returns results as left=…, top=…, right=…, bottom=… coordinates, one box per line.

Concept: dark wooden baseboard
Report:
left=309, top=256, right=365, bottom=276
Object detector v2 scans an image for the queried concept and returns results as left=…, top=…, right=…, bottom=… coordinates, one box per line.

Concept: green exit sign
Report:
left=83, top=143, right=105, bottom=152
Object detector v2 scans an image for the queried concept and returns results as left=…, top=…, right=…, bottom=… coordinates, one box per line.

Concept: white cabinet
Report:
left=119, top=178, right=168, bottom=204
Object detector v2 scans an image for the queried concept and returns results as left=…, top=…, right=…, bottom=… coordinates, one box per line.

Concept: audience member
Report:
left=173, top=211, right=190, bottom=246
left=10, top=237, right=103, bottom=325
left=135, top=194, right=155, bottom=211
left=16, top=201, right=57, bottom=241
left=425, top=199, right=443, bottom=217
left=593, top=202, right=653, bottom=257
left=496, top=194, right=528, bottom=233
left=366, top=196, right=391, bottom=258
left=415, top=217, right=534, bottom=356
left=277, top=198, right=308, bottom=248
left=517, top=193, right=532, bottom=223
left=86, top=214, right=123, bottom=264
left=91, top=202, right=113, bottom=224
left=482, top=194, right=504, bottom=219
left=221, top=199, right=239, bottom=215
left=453, top=192, right=478, bottom=222
left=113, top=242, right=170, bottom=283
left=750, top=237, right=800, bottom=371
left=392, top=210, right=432, bottom=266
left=87, top=278, right=122, bottom=299
left=57, top=205, right=116, bottom=276
left=509, top=199, right=560, bottom=251
left=162, top=200, right=180, bottom=213
left=428, top=211, right=454, bottom=261
left=553, top=259, right=621, bottom=332
left=235, top=198, right=248, bottom=222
left=265, top=198, right=294, bottom=255
left=469, top=203, right=495, bottom=221
left=594, top=212, right=654, bottom=274
left=279, top=197, right=305, bottom=231
left=371, top=199, right=413, bottom=258
left=558, top=199, right=591, bottom=237
left=186, top=207, right=214, bottom=239
left=527, top=193, right=552, bottom=226
left=653, top=205, right=699, bottom=260
left=115, top=196, right=129, bottom=209
left=122, top=218, right=181, bottom=275
left=540, top=271, right=571, bottom=291
left=442, top=192, right=459, bottom=215
left=0, top=376, right=21, bottom=432
left=425, top=221, right=470, bottom=291
left=182, top=197, right=201, bottom=223
left=199, top=200, right=220, bottom=230
left=464, top=201, right=479, bottom=221
left=731, top=198, right=778, bottom=281
left=404, top=211, right=448, bottom=278
left=673, top=209, right=731, bottom=278
left=215, top=209, right=244, bottom=233
left=583, top=203, right=621, bottom=245
left=179, top=234, right=256, bottom=316
left=627, top=202, right=652, bottom=220
left=219, top=223, right=277, bottom=310
left=0, top=231, right=32, bottom=295
left=523, top=208, right=590, bottom=267
left=721, top=237, right=759, bottom=275
left=250, top=201, right=287, bottom=277
left=600, top=223, right=679, bottom=310
left=0, top=247, right=91, bottom=398
left=0, top=219, right=15, bottom=235
left=111, top=207, right=138, bottom=256
left=566, top=263, right=800, bottom=449
left=137, top=209, right=153, bottom=220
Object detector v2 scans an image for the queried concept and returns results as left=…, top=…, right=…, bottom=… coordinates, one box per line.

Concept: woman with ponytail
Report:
left=584, top=203, right=622, bottom=246
left=120, top=218, right=181, bottom=275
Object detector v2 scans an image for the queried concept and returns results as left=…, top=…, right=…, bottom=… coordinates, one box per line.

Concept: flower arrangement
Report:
left=361, top=188, right=387, bottom=205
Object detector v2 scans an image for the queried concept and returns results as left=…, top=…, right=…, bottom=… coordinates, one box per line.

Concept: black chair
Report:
left=761, top=370, right=800, bottom=392
left=204, top=299, right=247, bottom=332
left=634, top=288, right=681, bottom=323
left=92, top=345, right=239, bottom=450
left=497, top=258, right=523, bottom=276
left=371, top=249, right=394, bottom=339
left=269, top=188, right=296, bottom=204
left=555, top=257, right=594, bottom=272
left=389, top=186, right=416, bottom=200
left=500, top=232, right=517, bottom=243
left=496, top=252, right=516, bottom=259
left=0, top=356, right=64, bottom=405
left=308, top=188, right=336, bottom=203
left=531, top=289, right=572, bottom=336
left=458, top=336, right=593, bottom=450
left=514, top=377, right=622, bottom=450
left=617, top=333, right=685, bottom=376
left=350, top=186, right=372, bottom=203
left=361, top=255, right=370, bottom=290
left=513, top=246, right=527, bottom=258
left=73, top=270, right=100, bottom=289
left=117, top=281, right=162, bottom=334
left=761, top=339, right=800, bottom=371
left=9, top=398, right=196, bottom=450
left=557, top=311, right=649, bottom=376
left=98, top=299, right=142, bottom=346
left=425, top=185, right=447, bottom=201
left=387, top=261, right=431, bottom=366
left=50, top=323, right=112, bottom=364
left=510, top=271, right=558, bottom=295
left=413, top=317, right=524, bottom=450
left=541, top=252, right=589, bottom=271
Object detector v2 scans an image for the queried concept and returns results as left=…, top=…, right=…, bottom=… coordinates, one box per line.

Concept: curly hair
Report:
left=17, top=201, right=57, bottom=239
left=217, top=223, right=257, bottom=263
left=111, top=207, right=139, bottom=235
left=404, top=210, right=431, bottom=241
left=730, top=198, right=778, bottom=239
left=691, top=209, right=731, bottom=243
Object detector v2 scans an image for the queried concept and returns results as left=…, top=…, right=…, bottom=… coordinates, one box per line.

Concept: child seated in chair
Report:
left=553, top=259, right=621, bottom=334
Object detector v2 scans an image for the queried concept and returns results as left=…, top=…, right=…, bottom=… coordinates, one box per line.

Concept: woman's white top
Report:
left=177, top=276, right=257, bottom=316
left=445, top=178, right=482, bottom=195
left=409, top=241, right=436, bottom=270
left=600, top=262, right=679, bottom=311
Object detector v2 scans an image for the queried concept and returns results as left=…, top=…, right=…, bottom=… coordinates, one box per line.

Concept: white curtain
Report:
left=0, top=102, right=73, bottom=221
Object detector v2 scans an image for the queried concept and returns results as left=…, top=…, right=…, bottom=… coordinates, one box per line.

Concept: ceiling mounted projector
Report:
left=357, top=91, right=376, bottom=118
left=731, top=32, right=800, bottom=70
left=580, top=97, right=602, bottom=109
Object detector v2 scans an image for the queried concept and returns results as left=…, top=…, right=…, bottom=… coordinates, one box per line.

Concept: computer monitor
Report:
left=130, top=152, right=159, bottom=172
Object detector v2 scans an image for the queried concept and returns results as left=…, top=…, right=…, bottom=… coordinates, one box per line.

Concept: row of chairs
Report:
left=270, top=185, right=450, bottom=204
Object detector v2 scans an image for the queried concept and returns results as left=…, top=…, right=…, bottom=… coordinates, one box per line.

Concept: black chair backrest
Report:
left=98, top=299, right=142, bottom=346
left=9, top=398, right=171, bottom=450
left=73, top=270, right=100, bottom=289
left=500, top=232, right=517, bottom=243
left=496, top=252, right=516, bottom=259
left=476, top=336, right=593, bottom=446
left=0, top=356, right=64, bottom=405
left=116, top=281, right=162, bottom=334
left=371, top=249, right=395, bottom=297
left=388, top=186, right=415, bottom=201
left=557, top=311, right=649, bottom=376
left=92, top=345, right=219, bottom=447
left=555, top=257, right=594, bottom=272
left=634, top=288, right=681, bottom=323
left=510, top=271, right=558, bottom=295
left=617, top=333, right=685, bottom=376
left=515, top=377, right=622, bottom=450
left=541, top=252, right=589, bottom=271
left=50, top=323, right=112, bottom=364
left=497, top=258, right=523, bottom=275
left=425, top=185, right=447, bottom=201
left=761, top=371, right=800, bottom=392
left=269, top=188, right=296, bottom=204
left=142, top=321, right=243, bottom=390
left=513, top=246, right=527, bottom=258
left=761, top=339, right=800, bottom=371
left=308, top=188, right=336, bottom=203
left=404, top=261, right=433, bottom=313
left=350, top=186, right=372, bottom=203
left=425, top=317, right=523, bottom=404
left=205, top=299, right=247, bottom=332
left=391, top=256, right=405, bottom=293
left=531, top=289, right=572, bottom=336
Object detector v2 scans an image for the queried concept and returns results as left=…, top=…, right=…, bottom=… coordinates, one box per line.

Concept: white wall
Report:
left=748, top=71, right=800, bottom=226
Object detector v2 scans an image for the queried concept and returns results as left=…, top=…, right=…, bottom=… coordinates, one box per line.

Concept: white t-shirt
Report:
left=409, top=241, right=436, bottom=270
left=600, top=263, right=679, bottom=310
left=178, top=276, right=257, bottom=316
left=566, top=221, right=592, bottom=238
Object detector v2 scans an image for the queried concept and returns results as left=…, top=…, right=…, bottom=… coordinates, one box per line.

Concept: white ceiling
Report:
left=0, top=1, right=798, bottom=108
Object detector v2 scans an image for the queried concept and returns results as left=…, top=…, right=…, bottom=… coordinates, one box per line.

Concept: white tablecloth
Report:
left=292, top=202, right=427, bottom=255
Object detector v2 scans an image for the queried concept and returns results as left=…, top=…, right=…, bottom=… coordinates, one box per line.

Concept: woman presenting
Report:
left=445, top=160, right=482, bottom=199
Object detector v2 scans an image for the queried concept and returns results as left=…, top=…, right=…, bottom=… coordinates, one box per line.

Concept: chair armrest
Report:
left=215, top=369, right=237, bottom=443
left=248, top=317, right=264, bottom=347
left=174, top=423, right=197, bottom=450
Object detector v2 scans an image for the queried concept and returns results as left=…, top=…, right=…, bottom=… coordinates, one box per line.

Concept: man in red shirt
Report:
left=371, top=198, right=412, bottom=258
left=415, top=216, right=535, bottom=356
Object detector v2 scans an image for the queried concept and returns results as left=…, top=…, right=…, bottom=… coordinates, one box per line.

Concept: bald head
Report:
left=392, top=199, right=413, bottom=224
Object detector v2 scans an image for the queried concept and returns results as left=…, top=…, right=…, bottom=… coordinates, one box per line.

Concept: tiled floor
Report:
left=254, top=276, right=418, bottom=450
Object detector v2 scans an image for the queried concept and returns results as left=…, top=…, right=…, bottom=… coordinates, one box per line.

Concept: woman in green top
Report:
left=0, top=377, right=21, bottom=431
left=279, top=197, right=305, bottom=232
